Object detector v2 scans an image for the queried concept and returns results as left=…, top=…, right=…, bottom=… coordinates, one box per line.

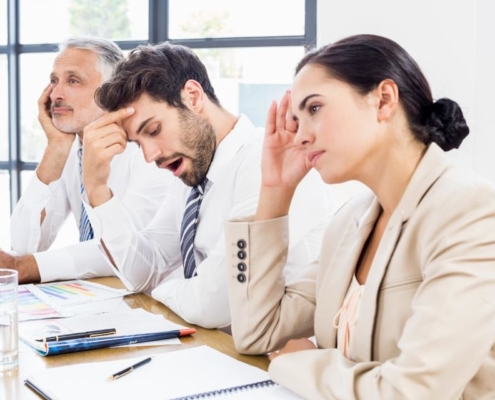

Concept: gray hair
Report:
left=58, top=37, right=124, bottom=82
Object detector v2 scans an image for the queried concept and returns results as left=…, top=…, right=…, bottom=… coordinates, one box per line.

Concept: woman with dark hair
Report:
left=224, top=34, right=495, bottom=399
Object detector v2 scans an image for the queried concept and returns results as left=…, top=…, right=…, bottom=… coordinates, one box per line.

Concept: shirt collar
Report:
left=206, top=114, right=257, bottom=185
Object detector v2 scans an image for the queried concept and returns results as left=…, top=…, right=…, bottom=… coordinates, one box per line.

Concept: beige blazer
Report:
left=224, top=144, right=495, bottom=400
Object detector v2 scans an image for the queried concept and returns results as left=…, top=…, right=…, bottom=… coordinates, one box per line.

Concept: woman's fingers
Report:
left=275, top=91, right=290, bottom=133
left=264, top=100, right=278, bottom=137
left=285, top=93, right=298, bottom=134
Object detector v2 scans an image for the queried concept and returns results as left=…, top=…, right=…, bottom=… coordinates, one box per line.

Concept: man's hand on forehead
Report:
left=84, top=107, right=135, bottom=133
left=81, top=106, right=136, bottom=208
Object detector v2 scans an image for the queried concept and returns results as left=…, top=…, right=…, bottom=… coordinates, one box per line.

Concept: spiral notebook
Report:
left=24, top=345, right=302, bottom=399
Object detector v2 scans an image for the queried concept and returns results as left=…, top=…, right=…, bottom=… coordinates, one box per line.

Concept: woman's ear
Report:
left=375, top=79, right=399, bottom=122
left=181, top=79, right=204, bottom=112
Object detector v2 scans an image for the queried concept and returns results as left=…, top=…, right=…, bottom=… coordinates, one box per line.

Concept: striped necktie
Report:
left=180, top=178, right=208, bottom=279
left=77, top=148, right=94, bottom=242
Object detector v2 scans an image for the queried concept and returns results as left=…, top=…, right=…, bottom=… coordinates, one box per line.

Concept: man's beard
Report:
left=51, top=101, right=104, bottom=135
left=156, top=109, right=216, bottom=187
left=51, top=101, right=78, bottom=133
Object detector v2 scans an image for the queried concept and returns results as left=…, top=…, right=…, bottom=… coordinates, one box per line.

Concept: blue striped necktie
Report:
left=77, top=148, right=94, bottom=242
left=180, top=178, right=208, bottom=279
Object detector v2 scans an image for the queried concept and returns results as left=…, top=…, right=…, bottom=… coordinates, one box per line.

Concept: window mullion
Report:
left=7, top=0, right=20, bottom=210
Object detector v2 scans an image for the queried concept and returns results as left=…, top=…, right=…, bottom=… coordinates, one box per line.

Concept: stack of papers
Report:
left=20, top=308, right=191, bottom=356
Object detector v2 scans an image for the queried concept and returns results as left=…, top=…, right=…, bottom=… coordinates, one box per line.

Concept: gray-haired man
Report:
left=2, top=38, right=171, bottom=283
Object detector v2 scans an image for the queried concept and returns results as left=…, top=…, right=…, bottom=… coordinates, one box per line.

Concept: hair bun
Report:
left=425, top=98, right=469, bottom=151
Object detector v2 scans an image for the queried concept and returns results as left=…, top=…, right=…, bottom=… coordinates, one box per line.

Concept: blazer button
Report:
left=237, top=262, right=247, bottom=272
left=237, top=239, right=247, bottom=249
left=237, top=250, right=246, bottom=260
left=237, top=273, right=246, bottom=283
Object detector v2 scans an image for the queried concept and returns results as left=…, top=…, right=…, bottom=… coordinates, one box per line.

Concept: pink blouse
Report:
left=333, top=275, right=364, bottom=361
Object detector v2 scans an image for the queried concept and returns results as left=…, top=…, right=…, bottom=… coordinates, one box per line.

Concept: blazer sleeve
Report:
left=225, top=216, right=317, bottom=354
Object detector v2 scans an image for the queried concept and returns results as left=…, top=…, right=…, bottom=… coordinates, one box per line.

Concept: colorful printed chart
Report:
left=18, top=287, right=66, bottom=322
left=29, top=280, right=130, bottom=307
left=37, top=281, right=97, bottom=300
left=18, top=281, right=130, bottom=322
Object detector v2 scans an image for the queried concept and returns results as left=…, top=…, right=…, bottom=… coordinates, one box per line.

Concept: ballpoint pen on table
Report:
left=109, top=356, right=154, bottom=380
left=35, top=328, right=117, bottom=342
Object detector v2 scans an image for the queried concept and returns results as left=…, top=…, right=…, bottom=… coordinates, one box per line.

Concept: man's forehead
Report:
left=52, top=49, right=99, bottom=76
left=120, top=111, right=139, bottom=136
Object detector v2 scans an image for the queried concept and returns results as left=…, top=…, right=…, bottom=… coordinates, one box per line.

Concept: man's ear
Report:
left=375, top=79, right=399, bottom=122
left=182, top=80, right=204, bottom=112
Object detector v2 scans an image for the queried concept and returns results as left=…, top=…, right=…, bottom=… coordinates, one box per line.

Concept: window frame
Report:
left=2, top=0, right=316, bottom=211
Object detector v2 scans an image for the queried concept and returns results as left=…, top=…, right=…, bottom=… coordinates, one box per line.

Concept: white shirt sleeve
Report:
left=86, top=184, right=182, bottom=292
left=11, top=143, right=171, bottom=282
left=10, top=172, right=71, bottom=254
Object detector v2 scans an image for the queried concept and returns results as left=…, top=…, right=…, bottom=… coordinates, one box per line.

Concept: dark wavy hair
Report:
left=95, top=42, right=220, bottom=111
left=296, top=34, right=469, bottom=151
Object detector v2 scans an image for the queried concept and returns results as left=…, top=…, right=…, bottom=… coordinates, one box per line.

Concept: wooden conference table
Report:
left=1, top=277, right=270, bottom=400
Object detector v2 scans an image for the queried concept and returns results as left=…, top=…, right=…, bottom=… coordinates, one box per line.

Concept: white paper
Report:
left=19, top=308, right=186, bottom=350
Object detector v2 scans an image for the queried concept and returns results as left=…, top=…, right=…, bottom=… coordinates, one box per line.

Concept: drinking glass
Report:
left=0, top=269, right=18, bottom=371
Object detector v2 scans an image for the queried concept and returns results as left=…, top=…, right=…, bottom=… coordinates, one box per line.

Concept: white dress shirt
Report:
left=86, top=115, right=333, bottom=328
left=11, top=138, right=171, bottom=282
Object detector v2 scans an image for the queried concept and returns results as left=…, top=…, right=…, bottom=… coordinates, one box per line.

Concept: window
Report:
left=1, top=0, right=8, bottom=250
left=0, top=0, right=316, bottom=249
left=169, top=0, right=305, bottom=39
left=0, top=170, right=10, bottom=249
left=0, top=54, right=7, bottom=161
left=0, top=0, right=6, bottom=45
left=19, top=0, right=148, bottom=43
left=194, top=46, right=305, bottom=126
left=20, top=53, right=53, bottom=162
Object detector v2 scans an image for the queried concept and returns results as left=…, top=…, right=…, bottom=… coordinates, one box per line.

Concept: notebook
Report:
left=24, top=345, right=303, bottom=399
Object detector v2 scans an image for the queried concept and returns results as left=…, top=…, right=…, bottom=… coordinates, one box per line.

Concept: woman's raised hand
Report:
left=261, top=91, right=312, bottom=190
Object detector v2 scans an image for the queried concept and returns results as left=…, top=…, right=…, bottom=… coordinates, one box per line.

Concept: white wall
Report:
left=317, top=0, right=495, bottom=207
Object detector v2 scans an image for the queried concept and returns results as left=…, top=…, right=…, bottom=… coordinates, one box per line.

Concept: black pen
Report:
left=35, top=328, right=117, bottom=342
left=109, top=356, right=153, bottom=380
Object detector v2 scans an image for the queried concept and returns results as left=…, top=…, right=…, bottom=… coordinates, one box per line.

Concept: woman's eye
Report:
left=309, top=105, right=320, bottom=115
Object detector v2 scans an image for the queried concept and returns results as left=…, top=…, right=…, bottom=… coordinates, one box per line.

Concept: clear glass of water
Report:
left=0, top=269, right=18, bottom=372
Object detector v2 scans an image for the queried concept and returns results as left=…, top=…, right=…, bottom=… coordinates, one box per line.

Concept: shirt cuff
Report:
left=33, top=240, right=118, bottom=282
left=83, top=194, right=128, bottom=241
left=34, top=248, right=78, bottom=282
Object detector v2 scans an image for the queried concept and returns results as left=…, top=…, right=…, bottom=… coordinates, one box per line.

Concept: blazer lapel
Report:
left=354, top=209, right=406, bottom=362
left=354, top=143, right=452, bottom=362
left=315, top=197, right=381, bottom=349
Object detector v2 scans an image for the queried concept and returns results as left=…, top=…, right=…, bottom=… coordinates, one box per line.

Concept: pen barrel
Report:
left=110, top=357, right=152, bottom=380
left=39, top=329, right=194, bottom=356
left=35, top=329, right=117, bottom=344
left=111, top=367, right=133, bottom=380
